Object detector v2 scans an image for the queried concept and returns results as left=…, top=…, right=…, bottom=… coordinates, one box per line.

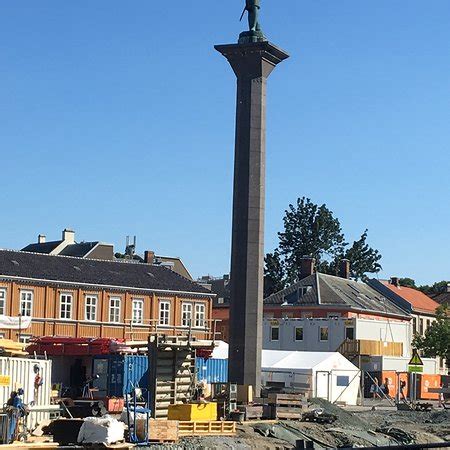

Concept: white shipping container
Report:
left=0, top=357, right=52, bottom=426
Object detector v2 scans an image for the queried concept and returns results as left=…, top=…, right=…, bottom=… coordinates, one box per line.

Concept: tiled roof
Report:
left=382, top=282, right=440, bottom=314
left=431, top=292, right=450, bottom=305
left=0, top=250, right=212, bottom=295
left=264, top=273, right=407, bottom=317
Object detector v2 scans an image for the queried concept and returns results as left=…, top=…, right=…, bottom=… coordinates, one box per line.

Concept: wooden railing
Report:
left=124, top=318, right=222, bottom=342
left=337, top=339, right=403, bottom=357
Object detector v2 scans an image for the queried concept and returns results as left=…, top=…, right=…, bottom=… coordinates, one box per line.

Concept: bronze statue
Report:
left=240, top=0, right=261, bottom=33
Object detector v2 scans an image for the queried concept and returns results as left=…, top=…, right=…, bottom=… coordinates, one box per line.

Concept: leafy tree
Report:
left=399, top=278, right=416, bottom=288
left=264, top=250, right=286, bottom=298
left=263, top=197, right=383, bottom=295
left=343, top=230, right=382, bottom=281
left=277, top=197, right=346, bottom=282
left=418, top=281, right=450, bottom=295
left=413, top=305, right=450, bottom=370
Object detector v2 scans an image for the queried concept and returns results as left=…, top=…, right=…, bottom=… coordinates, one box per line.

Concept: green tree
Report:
left=344, top=230, right=382, bottom=281
left=413, top=305, right=450, bottom=370
left=264, top=250, right=286, bottom=298
left=418, top=281, right=449, bottom=295
left=399, top=277, right=416, bottom=288
left=277, top=197, right=346, bottom=282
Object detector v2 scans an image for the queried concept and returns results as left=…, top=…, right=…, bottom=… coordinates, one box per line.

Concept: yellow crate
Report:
left=168, top=402, right=217, bottom=421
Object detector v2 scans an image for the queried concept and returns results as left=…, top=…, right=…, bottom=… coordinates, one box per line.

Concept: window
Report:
left=295, top=327, right=303, bottom=341
left=0, top=288, right=6, bottom=315
left=59, top=293, right=73, bottom=319
left=412, top=317, right=417, bottom=333
left=320, top=326, right=329, bottom=341
left=271, top=326, right=279, bottom=341
left=18, top=334, right=32, bottom=344
left=182, top=303, right=193, bottom=327
left=336, top=375, right=350, bottom=387
left=419, top=319, right=424, bottom=335
left=109, top=297, right=121, bottom=323
left=20, top=290, right=33, bottom=317
left=159, top=301, right=170, bottom=326
left=195, top=304, right=206, bottom=327
left=85, top=295, right=97, bottom=321
left=345, top=327, right=355, bottom=340
left=132, top=299, right=144, bottom=324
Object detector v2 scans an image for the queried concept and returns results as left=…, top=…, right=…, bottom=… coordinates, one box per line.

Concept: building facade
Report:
left=0, top=250, right=215, bottom=343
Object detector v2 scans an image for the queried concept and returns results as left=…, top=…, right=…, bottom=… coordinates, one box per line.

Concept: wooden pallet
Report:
left=238, top=405, right=263, bottom=420
left=178, top=421, right=236, bottom=436
left=266, top=393, right=307, bottom=420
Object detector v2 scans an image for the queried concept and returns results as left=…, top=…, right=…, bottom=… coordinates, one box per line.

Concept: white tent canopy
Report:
left=261, top=350, right=360, bottom=405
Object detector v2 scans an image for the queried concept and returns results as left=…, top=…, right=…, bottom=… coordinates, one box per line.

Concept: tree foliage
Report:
left=344, top=230, right=382, bottom=281
left=277, top=198, right=346, bottom=281
left=399, top=278, right=416, bottom=288
left=264, top=250, right=286, bottom=298
left=264, top=197, right=382, bottom=296
left=413, top=305, right=450, bottom=363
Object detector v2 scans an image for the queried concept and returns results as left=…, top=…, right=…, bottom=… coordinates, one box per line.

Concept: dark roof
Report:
left=264, top=273, right=408, bottom=317
left=431, top=292, right=450, bottom=305
left=0, top=250, right=212, bottom=295
left=21, top=241, right=63, bottom=254
left=59, top=242, right=99, bottom=257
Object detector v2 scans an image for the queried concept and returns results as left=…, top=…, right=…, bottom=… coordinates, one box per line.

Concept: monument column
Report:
left=215, top=38, right=288, bottom=394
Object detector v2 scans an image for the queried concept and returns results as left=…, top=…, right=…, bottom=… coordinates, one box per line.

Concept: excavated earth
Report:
left=145, top=401, right=450, bottom=449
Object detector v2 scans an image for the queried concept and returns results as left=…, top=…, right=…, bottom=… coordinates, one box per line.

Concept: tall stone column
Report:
left=215, top=41, right=289, bottom=394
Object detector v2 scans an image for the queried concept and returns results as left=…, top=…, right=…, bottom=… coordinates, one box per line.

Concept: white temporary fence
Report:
left=0, top=356, right=52, bottom=426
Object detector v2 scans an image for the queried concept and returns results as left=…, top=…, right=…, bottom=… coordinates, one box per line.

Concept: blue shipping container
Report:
left=196, top=358, right=228, bottom=383
left=93, top=355, right=149, bottom=397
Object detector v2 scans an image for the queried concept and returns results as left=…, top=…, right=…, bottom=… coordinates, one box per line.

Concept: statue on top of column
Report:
left=240, top=0, right=261, bottom=33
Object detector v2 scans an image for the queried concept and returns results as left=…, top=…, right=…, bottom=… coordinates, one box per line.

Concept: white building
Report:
left=261, top=350, right=360, bottom=405
left=263, top=317, right=412, bottom=358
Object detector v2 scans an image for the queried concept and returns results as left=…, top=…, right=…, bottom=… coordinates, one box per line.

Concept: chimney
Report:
left=38, top=234, right=46, bottom=244
left=300, top=256, right=315, bottom=279
left=144, top=250, right=155, bottom=264
left=339, top=259, right=351, bottom=279
left=390, top=277, right=400, bottom=287
left=62, top=228, right=75, bottom=244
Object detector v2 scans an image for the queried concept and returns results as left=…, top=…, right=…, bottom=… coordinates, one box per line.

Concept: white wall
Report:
left=263, top=317, right=411, bottom=357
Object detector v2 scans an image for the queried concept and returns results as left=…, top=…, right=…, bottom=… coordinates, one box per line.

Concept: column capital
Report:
left=215, top=41, right=289, bottom=79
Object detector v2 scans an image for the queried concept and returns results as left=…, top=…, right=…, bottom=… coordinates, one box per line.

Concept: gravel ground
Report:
left=145, top=403, right=450, bottom=449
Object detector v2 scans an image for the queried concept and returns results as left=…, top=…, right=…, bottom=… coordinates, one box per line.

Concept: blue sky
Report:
left=0, top=1, right=449, bottom=285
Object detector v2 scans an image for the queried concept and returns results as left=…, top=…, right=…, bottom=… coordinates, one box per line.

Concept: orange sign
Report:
left=0, top=375, right=11, bottom=387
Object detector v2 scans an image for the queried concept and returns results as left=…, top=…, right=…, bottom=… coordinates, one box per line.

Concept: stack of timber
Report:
left=265, top=393, right=308, bottom=420
left=178, top=421, right=236, bottom=436
left=0, top=338, right=27, bottom=356
left=136, top=419, right=179, bottom=443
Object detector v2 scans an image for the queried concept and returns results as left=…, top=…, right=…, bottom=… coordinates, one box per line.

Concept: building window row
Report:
left=0, top=289, right=207, bottom=329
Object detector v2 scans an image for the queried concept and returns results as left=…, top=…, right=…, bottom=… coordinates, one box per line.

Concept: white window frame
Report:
left=109, top=296, right=121, bottom=323
left=18, top=334, right=32, bottom=344
left=85, top=295, right=98, bottom=322
left=195, top=303, right=206, bottom=328
left=132, top=298, right=144, bottom=325
left=271, top=326, right=279, bottom=341
left=159, top=300, right=170, bottom=326
left=181, top=302, right=193, bottom=327
left=294, top=326, right=303, bottom=341
left=59, top=293, right=73, bottom=320
left=20, top=290, right=33, bottom=317
left=0, top=288, right=6, bottom=316
left=319, top=326, right=329, bottom=341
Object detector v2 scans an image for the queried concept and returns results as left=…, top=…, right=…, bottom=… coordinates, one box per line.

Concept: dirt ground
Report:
left=156, top=400, right=450, bottom=449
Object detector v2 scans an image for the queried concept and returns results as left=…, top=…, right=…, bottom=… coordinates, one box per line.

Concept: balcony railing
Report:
left=124, top=318, right=222, bottom=342
left=338, top=338, right=403, bottom=358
